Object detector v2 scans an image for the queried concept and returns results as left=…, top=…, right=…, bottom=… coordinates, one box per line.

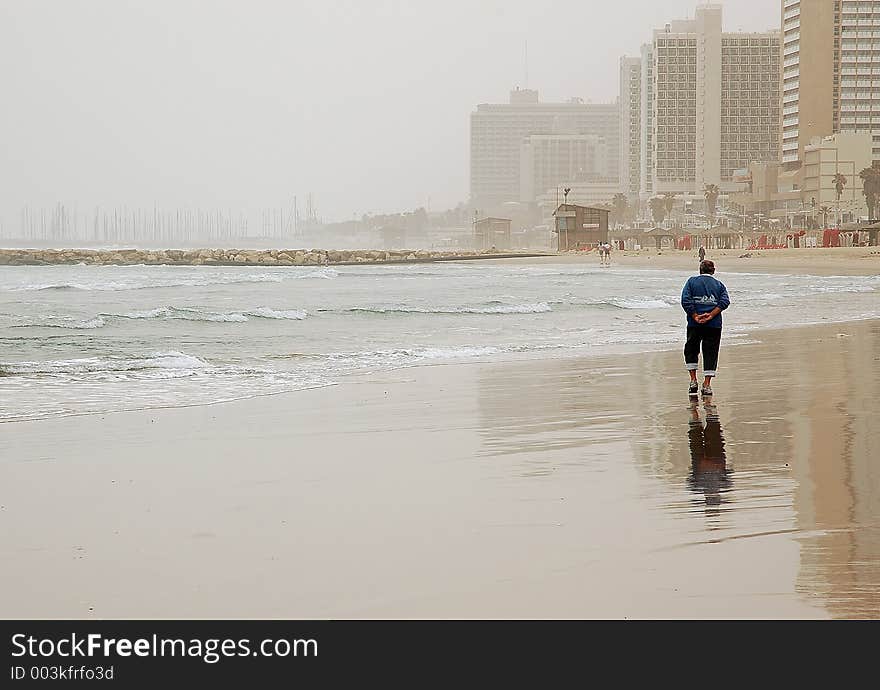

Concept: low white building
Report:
left=802, top=132, right=873, bottom=222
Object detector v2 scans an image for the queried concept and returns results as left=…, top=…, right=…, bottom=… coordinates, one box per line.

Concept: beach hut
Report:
left=842, top=221, right=880, bottom=246
left=552, top=204, right=609, bottom=251
left=473, top=217, right=512, bottom=251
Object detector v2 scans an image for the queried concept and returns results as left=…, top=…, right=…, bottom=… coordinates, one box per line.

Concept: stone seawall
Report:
left=0, top=248, right=550, bottom=267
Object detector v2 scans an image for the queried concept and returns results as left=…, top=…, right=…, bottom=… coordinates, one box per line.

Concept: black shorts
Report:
left=684, top=326, right=722, bottom=376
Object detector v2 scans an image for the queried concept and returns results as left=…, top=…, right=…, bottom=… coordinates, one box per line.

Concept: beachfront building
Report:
left=619, top=56, right=642, bottom=200
left=470, top=89, right=619, bottom=213
left=801, top=132, right=873, bottom=223
left=640, top=42, right=655, bottom=199
left=518, top=133, right=609, bottom=204
left=552, top=204, right=609, bottom=251
left=648, top=4, right=781, bottom=196
left=727, top=160, right=804, bottom=227
left=781, top=0, right=836, bottom=164
left=473, top=216, right=512, bottom=251
left=782, top=0, right=880, bottom=165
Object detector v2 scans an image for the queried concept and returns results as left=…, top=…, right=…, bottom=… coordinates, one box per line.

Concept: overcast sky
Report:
left=1, top=0, right=777, bottom=224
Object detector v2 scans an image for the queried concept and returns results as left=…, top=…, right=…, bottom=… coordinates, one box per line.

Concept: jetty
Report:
left=0, top=248, right=552, bottom=267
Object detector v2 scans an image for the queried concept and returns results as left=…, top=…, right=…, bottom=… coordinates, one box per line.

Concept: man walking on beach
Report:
left=681, top=259, right=730, bottom=397
left=698, top=245, right=706, bottom=262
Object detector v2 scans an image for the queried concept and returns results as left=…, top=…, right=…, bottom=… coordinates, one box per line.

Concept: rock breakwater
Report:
left=0, top=248, right=548, bottom=267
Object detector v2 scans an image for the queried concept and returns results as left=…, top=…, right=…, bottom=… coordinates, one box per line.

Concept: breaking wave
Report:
left=244, top=307, right=308, bottom=320
left=106, top=306, right=307, bottom=322
left=341, top=301, right=552, bottom=315
left=0, top=351, right=211, bottom=378
left=13, top=316, right=107, bottom=330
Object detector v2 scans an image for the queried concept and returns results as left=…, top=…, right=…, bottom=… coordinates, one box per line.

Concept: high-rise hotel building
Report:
left=648, top=4, right=780, bottom=195
left=619, top=56, right=642, bottom=199
left=783, top=0, right=880, bottom=165
left=639, top=42, right=655, bottom=198
left=781, top=0, right=836, bottom=164
left=469, top=89, right=619, bottom=211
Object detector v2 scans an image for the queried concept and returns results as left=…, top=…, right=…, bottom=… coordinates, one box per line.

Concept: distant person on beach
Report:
left=698, top=245, right=706, bottom=262
left=681, top=259, right=730, bottom=397
left=599, top=242, right=611, bottom=266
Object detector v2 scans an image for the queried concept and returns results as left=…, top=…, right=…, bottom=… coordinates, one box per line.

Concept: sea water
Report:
left=2, top=261, right=878, bottom=422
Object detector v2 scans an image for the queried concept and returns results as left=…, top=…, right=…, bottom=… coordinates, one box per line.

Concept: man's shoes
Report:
left=688, top=381, right=699, bottom=397
left=701, top=385, right=713, bottom=397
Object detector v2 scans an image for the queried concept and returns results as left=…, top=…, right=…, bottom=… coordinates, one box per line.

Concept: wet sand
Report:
left=2, top=320, right=879, bottom=619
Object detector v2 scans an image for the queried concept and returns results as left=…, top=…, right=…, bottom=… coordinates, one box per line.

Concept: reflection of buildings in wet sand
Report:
left=632, top=324, right=880, bottom=617
left=473, top=323, right=880, bottom=617
left=791, top=323, right=880, bottom=618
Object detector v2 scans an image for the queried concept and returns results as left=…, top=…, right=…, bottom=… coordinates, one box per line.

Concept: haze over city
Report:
left=2, top=0, right=775, bottom=226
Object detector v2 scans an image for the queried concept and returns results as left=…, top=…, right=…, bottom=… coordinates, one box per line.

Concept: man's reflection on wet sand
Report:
left=687, top=400, right=731, bottom=516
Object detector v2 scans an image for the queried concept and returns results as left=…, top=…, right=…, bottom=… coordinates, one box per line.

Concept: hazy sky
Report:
left=1, top=0, right=776, bottom=224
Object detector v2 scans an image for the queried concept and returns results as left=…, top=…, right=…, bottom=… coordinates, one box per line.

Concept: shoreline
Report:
left=2, top=315, right=875, bottom=427
left=3, top=318, right=879, bottom=618
left=555, top=245, right=880, bottom=276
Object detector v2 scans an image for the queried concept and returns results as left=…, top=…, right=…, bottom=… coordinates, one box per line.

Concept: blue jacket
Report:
left=681, top=274, right=730, bottom=328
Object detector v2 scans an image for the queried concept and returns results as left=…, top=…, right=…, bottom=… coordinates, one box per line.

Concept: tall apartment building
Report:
left=619, top=56, right=642, bottom=199
left=781, top=0, right=835, bottom=163
left=639, top=43, right=655, bottom=197
left=470, top=89, right=619, bottom=211
left=650, top=4, right=780, bottom=194
left=783, top=0, right=880, bottom=165
left=721, top=32, right=782, bottom=182
left=837, top=0, right=880, bottom=159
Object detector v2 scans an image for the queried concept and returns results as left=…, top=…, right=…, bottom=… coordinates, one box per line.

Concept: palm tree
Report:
left=832, top=173, right=848, bottom=202
left=704, top=184, right=720, bottom=225
left=648, top=196, right=666, bottom=224
left=859, top=165, right=880, bottom=221
left=819, top=205, right=831, bottom=229
left=662, top=193, right=676, bottom=219
left=831, top=173, right=848, bottom=228
left=611, top=193, right=628, bottom=228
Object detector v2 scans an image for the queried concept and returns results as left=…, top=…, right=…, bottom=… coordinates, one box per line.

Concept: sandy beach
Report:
left=3, top=314, right=878, bottom=619
left=531, top=245, right=880, bottom=277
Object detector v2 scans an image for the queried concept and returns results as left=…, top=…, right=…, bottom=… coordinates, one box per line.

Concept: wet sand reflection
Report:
left=476, top=321, right=880, bottom=617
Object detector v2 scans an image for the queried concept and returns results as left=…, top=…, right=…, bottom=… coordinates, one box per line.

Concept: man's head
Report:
left=699, top=259, right=715, bottom=275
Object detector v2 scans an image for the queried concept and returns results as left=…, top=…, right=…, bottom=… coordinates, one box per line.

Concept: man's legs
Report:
left=684, top=327, right=702, bottom=383
left=701, top=328, right=722, bottom=388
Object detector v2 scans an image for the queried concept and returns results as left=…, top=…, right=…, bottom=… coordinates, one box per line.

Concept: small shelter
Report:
left=552, top=204, right=609, bottom=251
left=863, top=221, right=880, bottom=246
left=641, top=227, right=678, bottom=250
left=473, top=217, right=512, bottom=251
